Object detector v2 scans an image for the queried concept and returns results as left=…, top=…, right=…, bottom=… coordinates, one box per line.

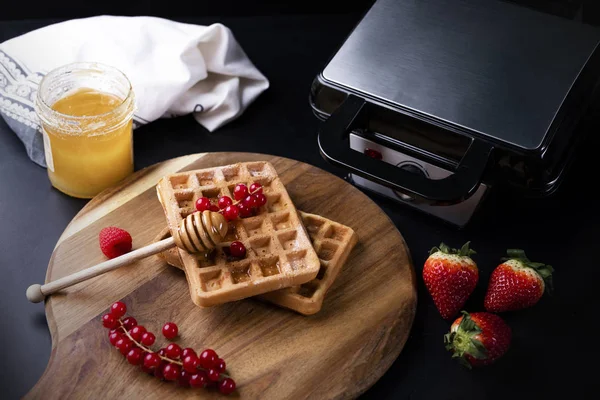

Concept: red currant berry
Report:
left=189, top=371, right=208, bottom=388
left=143, top=352, right=161, bottom=369
left=162, top=363, right=181, bottom=381
left=183, top=355, right=200, bottom=373
left=195, top=197, right=211, bottom=212
left=129, top=325, right=146, bottom=341
left=140, top=332, right=155, bottom=346
left=233, top=184, right=249, bottom=201
left=116, top=337, right=133, bottom=355
left=219, top=378, right=236, bottom=395
left=162, top=322, right=178, bottom=339
left=178, top=369, right=191, bottom=387
left=181, top=348, right=196, bottom=359
left=223, top=204, right=239, bottom=221
left=249, top=182, right=263, bottom=195
left=141, top=364, right=155, bottom=375
left=218, top=196, right=233, bottom=209
left=198, top=349, right=218, bottom=369
left=210, top=204, right=220, bottom=212
left=110, top=301, right=127, bottom=318
left=165, top=343, right=182, bottom=359
left=254, top=193, right=267, bottom=207
left=243, top=194, right=259, bottom=209
left=207, top=368, right=220, bottom=381
left=109, top=331, right=122, bottom=346
left=229, top=241, right=246, bottom=258
left=158, top=348, right=167, bottom=357
left=126, top=348, right=143, bottom=365
left=237, top=202, right=253, bottom=218
left=102, top=314, right=118, bottom=329
left=122, top=316, right=137, bottom=330
left=154, top=360, right=168, bottom=379
left=214, top=358, right=226, bottom=373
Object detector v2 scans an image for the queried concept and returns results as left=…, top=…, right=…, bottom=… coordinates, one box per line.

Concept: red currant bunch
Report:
left=101, top=302, right=236, bottom=395
left=192, top=182, right=265, bottom=261
left=212, top=182, right=267, bottom=221
left=194, top=182, right=266, bottom=219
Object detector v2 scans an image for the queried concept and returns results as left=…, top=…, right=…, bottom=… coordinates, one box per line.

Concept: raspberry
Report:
left=99, top=227, right=133, bottom=259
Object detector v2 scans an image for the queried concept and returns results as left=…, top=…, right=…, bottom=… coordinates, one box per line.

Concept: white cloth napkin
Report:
left=0, top=16, right=269, bottom=167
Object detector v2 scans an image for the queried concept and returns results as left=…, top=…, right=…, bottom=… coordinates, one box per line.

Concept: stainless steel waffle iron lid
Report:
left=315, top=0, right=600, bottom=204
left=320, top=0, right=600, bottom=151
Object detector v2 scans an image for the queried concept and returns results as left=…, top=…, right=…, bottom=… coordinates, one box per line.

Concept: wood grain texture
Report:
left=27, top=152, right=417, bottom=400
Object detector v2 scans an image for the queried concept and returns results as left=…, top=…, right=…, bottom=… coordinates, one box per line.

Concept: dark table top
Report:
left=1, top=12, right=597, bottom=400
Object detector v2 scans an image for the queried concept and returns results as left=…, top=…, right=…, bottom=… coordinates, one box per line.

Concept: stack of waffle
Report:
left=155, top=161, right=357, bottom=315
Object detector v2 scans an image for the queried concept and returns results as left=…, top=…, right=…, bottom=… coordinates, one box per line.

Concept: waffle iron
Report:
left=312, top=0, right=600, bottom=226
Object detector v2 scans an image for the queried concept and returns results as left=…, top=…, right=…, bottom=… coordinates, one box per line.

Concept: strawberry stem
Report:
left=430, top=241, right=476, bottom=257
left=444, top=311, right=487, bottom=367
left=458, top=241, right=476, bottom=257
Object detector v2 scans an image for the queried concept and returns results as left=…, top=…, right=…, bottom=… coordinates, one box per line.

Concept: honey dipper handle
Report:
left=26, top=237, right=176, bottom=303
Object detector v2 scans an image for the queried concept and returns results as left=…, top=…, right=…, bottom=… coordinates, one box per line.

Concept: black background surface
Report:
left=1, top=1, right=599, bottom=399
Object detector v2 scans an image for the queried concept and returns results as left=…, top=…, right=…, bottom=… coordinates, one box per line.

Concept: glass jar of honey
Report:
left=35, top=62, right=136, bottom=199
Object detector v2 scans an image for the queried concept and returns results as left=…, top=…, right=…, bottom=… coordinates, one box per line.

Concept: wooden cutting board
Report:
left=26, top=153, right=417, bottom=400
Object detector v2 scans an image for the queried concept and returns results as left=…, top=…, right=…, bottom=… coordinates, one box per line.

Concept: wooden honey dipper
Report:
left=26, top=210, right=228, bottom=303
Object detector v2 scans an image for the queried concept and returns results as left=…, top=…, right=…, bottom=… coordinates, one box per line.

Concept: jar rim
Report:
left=35, top=61, right=135, bottom=123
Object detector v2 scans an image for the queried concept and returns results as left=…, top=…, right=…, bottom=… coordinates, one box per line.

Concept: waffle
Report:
left=155, top=211, right=358, bottom=315
left=155, top=162, right=321, bottom=307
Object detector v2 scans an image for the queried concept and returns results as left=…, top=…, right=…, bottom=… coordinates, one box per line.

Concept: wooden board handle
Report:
left=26, top=237, right=176, bottom=303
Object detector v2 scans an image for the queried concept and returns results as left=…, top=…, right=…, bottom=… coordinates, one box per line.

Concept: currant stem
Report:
left=117, top=320, right=231, bottom=378
left=217, top=187, right=262, bottom=215
left=118, top=322, right=160, bottom=358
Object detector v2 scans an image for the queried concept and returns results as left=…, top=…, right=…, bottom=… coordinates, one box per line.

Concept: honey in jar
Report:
left=35, top=63, right=135, bottom=199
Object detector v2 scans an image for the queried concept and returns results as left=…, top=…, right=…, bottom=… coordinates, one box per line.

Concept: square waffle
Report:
left=155, top=162, right=321, bottom=307
left=155, top=211, right=358, bottom=315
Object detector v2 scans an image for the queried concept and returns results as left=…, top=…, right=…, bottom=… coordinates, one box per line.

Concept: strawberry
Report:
left=484, top=249, right=553, bottom=312
left=423, top=242, right=478, bottom=319
left=99, top=227, right=133, bottom=259
left=444, top=311, right=511, bottom=368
